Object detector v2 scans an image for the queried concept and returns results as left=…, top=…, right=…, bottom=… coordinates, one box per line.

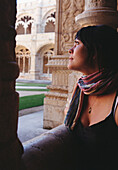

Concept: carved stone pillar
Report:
left=43, top=55, right=70, bottom=128
left=0, top=0, right=23, bottom=169
left=76, top=0, right=118, bottom=28
left=43, top=0, right=84, bottom=129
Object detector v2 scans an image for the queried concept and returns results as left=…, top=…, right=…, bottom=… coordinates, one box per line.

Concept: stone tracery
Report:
left=16, top=47, right=31, bottom=74
left=16, top=16, right=34, bottom=34
left=43, top=49, right=54, bottom=74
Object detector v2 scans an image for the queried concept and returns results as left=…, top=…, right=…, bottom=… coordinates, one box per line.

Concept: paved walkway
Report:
left=16, top=79, right=51, bottom=84
left=17, top=90, right=47, bottom=97
left=18, top=107, right=48, bottom=143
left=16, top=79, right=49, bottom=97
left=16, top=79, right=50, bottom=144
left=16, top=86, right=47, bottom=89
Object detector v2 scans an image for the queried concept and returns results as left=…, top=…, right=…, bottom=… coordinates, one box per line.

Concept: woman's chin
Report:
left=68, top=64, right=76, bottom=70
left=67, top=64, right=72, bottom=70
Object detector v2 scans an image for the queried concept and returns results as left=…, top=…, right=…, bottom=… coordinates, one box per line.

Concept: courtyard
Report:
left=16, top=79, right=50, bottom=143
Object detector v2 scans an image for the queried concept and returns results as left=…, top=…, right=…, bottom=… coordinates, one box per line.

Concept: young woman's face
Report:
left=68, top=39, right=99, bottom=75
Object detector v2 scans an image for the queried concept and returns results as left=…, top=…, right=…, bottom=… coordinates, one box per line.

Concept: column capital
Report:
left=75, top=0, right=118, bottom=28
left=85, top=0, right=117, bottom=11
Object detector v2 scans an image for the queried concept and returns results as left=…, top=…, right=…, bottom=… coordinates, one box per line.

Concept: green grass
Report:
left=19, top=94, right=45, bottom=110
left=16, top=82, right=47, bottom=87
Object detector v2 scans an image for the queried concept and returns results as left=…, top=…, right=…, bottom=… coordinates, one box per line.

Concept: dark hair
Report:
left=75, top=25, right=118, bottom=72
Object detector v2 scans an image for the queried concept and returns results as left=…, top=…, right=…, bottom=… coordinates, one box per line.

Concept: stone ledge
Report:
left=19, top=106, right=44, bottom=117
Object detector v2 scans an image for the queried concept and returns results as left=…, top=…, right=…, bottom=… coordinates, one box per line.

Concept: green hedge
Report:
left=19, top=94, right=45, bottom=110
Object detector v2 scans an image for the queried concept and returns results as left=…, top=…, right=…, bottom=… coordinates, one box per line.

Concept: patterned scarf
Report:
left=64, top=69, right=118, bottom=130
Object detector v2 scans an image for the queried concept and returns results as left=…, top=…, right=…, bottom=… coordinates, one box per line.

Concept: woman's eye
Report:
left=74, top=41, right=79, bottom=46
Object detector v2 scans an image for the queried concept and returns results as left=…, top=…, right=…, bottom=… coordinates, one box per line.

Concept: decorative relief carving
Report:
left=86, top=0, right=116, bottom=9
left=46, top=55, right=69, bottom=67
left=47, top=58, right=68, bottom=66
left=60, top=0, right=84, bottom=54
left=45, top=91, right=68, bottom=98
left=62, top=0, right=71, bottom=12
left=51, top=70, right=69, bottom=87
left=73, top=0, right=85, bottom=16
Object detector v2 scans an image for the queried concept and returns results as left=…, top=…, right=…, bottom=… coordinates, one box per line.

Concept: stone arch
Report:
left=16, top=15, right=34, bottom=34
left=15, top=45, right=31, bottom=74
left=42, top=8, right=56, bottom=33
left=43, top=49, right=54, bottom=73
left=36, top=43, right=54, bottom=79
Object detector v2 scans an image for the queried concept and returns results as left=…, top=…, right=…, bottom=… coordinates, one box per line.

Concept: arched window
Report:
left=43, top=48, right=54, bottom=74
left=16, top=24, right=24, bottom=34
left=16, top=16, right=34, bottom=35
left=27, top=23, right=32, bottom=34
left=45, top=12, right=55, bottom=33
left=16, top=48, right=31, bottom=74
left=45, top=20, right=55, bottom=32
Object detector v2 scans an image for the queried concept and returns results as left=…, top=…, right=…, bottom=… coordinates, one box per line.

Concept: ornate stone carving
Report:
left=46, top=55, right=69, bottom=67
left=62, top=0, right=71, bottom=12
left=60, top=0, right=84, bottom=54
left=85, top=0, right=116, bottom=10
left=76, top=0, right=118, bottom=28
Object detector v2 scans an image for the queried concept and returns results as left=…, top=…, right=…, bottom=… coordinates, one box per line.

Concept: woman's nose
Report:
left=68, top=47, right=74, bottom=54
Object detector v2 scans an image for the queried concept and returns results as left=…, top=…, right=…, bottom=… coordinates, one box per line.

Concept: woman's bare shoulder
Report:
left=114, top=93, right=118, bottom=125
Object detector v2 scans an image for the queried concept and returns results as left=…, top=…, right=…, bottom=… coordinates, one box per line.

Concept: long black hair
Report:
left=75, top=25, right=118, bottom=72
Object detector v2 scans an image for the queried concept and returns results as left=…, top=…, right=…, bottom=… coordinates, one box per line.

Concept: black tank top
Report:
left=73, top=93, right=118, bottom=170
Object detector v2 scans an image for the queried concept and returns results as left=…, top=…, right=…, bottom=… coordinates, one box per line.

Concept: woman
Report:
left=64, top=25, right=118, bottom=170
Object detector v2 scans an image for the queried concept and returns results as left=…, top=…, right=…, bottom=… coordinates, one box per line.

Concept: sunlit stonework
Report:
left=16, top=0, right=56, bottom=80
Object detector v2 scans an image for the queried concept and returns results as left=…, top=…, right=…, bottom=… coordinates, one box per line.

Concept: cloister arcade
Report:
left=15, top=0, right=56, bottom=80
left=15, top=46, right=31, bottom=74
left=15, top=44, right=54, bottom=79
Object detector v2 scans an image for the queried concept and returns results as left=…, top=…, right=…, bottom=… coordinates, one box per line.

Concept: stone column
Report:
left=75, top=0, right=118, bottom=28
left=43, top=0, right=84, bottom=129
left=0, top=0, right=23, bottom=169
left=29, top=34, right=40, bottom=80
left=30, top=18, right=41, bottom=80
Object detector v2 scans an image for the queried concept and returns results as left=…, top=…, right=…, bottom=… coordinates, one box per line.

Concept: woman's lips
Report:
left=69, top=56, right=73, bottom=60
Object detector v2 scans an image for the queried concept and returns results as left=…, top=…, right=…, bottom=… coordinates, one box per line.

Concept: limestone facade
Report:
left=43, top=0, right=118, bottom=129
left=16, top=0, right=56, bottom=80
